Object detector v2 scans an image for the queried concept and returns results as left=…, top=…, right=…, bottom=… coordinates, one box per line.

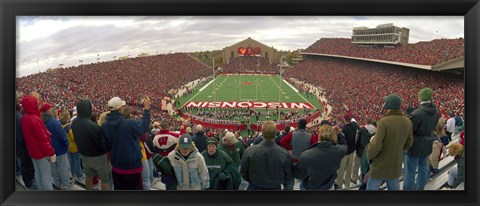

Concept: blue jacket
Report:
left=42, top=114, right=69, bottom=156
left=101, top=109, right=150, bottom=170
left=16, top=110, right=25, bottom=151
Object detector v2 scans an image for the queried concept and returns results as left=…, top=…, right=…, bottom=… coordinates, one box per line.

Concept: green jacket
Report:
left=234, top=140, right=245, bottom=160
left=201, top=150, right=232, bottom=188
left=211, top=161, right=241, bottom=190
left=152, top=154, right=177, bottom=190
left=218, top=142, right=241, bottom=168
left=366, top=110, right=413, bottom=179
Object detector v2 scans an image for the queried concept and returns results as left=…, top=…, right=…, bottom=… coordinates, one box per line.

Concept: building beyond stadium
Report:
left=222, top=37, right=282, bottom=64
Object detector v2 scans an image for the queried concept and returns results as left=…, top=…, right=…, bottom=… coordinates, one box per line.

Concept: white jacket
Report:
left=167, top=149, right=209, bottom=190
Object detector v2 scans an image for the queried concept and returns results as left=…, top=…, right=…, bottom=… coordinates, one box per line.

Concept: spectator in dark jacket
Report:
left=241, top=121, right=293, bottom=190
left=192, top=124, right=208, bottom=153
left=336, top=113, right=358, bottom=189
left=356, top=117, right=376, bottom=186
left=101, top=96, right=151, bottom=190
left=15, top=91, right=35, bottom=189
left=274, top=125, right=291, bottom=146
left=40, top=103, right=71, bottom=190
left=71, top=99, right=111, bottom=190
left=403, top=88, right=439, bottom=191
left=295, top=124, right=347, bottom=190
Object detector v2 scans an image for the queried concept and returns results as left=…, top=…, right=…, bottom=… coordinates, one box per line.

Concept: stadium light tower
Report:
left=213, top=57, right=216, bottom=116
left=278, top=55, right=286, bottom=120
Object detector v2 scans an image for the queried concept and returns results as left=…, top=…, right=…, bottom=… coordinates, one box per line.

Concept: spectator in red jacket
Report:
left=20, top=95, right=56, bottom=190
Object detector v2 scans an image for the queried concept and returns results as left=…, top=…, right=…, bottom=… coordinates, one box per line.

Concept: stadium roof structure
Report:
left=302, top=38, right=464, bottom=71
left=227, top=37, right=274, bottom=49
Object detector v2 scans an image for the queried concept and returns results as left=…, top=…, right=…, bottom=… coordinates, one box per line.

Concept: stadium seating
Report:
left=222, top=56, right=278, bottom=73
left=284, top=56, right=464, bottom=125
left=17, top=53, right=210, bottom=127
left=305, top=38, right=464, bottom=66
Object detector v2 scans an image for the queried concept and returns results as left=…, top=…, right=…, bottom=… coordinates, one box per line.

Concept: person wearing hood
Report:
left=366, top=94, right=413, bottom=190
left=101, top=96, right=151, bottom=190
left=40, top=103, right=72, bottom=190
left=403, top=88, right=440, bottom=190
left=167, top=134, right=210, bottom=190
left=20, top=95, right=56, bottom=190
left=16, top=91, right=36, bottom=190
left=71, top=99, right=111, bottom=190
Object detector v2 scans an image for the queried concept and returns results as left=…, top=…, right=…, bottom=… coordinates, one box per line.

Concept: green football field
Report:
left=177, top=74, right=322, bottom=110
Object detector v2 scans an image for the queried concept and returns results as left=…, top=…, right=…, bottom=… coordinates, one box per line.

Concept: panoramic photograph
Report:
left=15, top=16, right=464, bottom=191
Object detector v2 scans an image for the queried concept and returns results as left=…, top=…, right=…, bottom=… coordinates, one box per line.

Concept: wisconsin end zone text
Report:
left=184, top=101, right=315, bottom=109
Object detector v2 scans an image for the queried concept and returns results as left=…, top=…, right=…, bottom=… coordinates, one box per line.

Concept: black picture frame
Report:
left=1, top=0, right=478, bottom=206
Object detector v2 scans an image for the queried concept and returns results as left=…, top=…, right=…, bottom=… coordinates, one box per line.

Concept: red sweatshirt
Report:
left=20, top=95, right=55, bottom=160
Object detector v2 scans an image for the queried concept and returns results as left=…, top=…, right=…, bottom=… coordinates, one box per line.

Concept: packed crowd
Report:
left=182, top=106, right=316, bottom=125
left=284, top=56, right=464, bottom=125
left=221, top=56, right=278, bottom=73
left=16, top=88, right=465, bottom=191
left=17, top=53, right=211, bottom=125
left=305, top=38, right=464, bottom=65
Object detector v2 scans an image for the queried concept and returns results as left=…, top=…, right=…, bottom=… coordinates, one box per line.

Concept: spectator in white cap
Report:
left=151, top=121, right=161, bottom=136
left=219, top=132, right=241, bottom=168
left=101, top=96, right=151, bottom=190
left=192, top=124, right=208, bottom=153
left=70, top=106, right=77, bottom=123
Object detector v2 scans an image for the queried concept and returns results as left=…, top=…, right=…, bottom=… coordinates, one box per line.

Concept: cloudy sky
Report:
left=16, top=16, right=463, bottom=77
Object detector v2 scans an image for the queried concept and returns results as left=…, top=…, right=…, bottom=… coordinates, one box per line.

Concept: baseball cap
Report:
left=108, top=97, right=126, bottom=111
left=179, top=134, right=193, bottom=149
left=382, top=94, right=402, bottom=110
left=206, top=137, right=218, bottom=146
left=343, top=113, right=353, bottom=121
left=39, top=103, right=54, bottom=113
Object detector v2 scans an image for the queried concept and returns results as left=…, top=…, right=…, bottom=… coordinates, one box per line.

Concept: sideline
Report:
left=182, top=75, right=221, bottom=107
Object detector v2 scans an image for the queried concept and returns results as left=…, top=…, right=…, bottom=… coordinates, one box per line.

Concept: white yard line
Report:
left=281, top=77, right=313, bottom=107
left=182, top=75, right=221, bottom=107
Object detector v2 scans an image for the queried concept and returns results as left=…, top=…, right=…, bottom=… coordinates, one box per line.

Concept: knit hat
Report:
left=223, top=132, right=237, bottom=144
left=39, top=103, right=54, bottom=113
left=206, top=137, right=218, bottom=146
left=179, top=134, right=193, bottom=149
left=108, top=97, right=126, bottom=111
left=382, top=94, right=402, bottom=110
left=418, top=87, right=433, bottom=101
